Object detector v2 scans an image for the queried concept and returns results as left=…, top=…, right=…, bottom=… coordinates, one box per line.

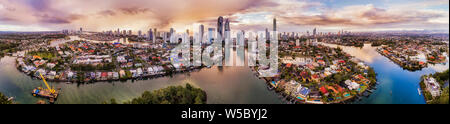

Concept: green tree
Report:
left=123, top=83, right=207, bottom=104
left=0, top=92, right=13, bottom=104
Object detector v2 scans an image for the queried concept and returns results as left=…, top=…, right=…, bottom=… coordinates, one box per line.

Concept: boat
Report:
left=32, top=87, right=61, bottom=104
left=418, top=88, right=421, bottom=96
left=7, top=97, right=14, bottom=102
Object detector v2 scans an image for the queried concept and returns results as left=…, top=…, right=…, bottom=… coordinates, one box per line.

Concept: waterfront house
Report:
left=130, top=69, right=137, bottom=78
left=96, top=72, right=102, bottom=80
left=157, top=66, right=164, bottom=74
left=152, top=66, right=159, bottom=74
left=85, top=73, right=91, bottom=81
left=309, top=91, right=322, bottom=99
left=172, top=63, right=184, bottom=71
left=297, top=85, right=311, bottom=99
left=67, top=71, right=74, bottom=80
left=345, top=80, right=360, bottom=90
left=137, top=68, right=143, bottom=76
left=113, top=72, right=119, bottom=80
left=119, top=70, right=126, bottom=78
left=101, top=72, right=108, bottom=81
left=320, top=86, right=329, bottom=96
left=90, top=72, right=96, bottom=80
left=147, top=67, right=154, bottom=75
left=358, top=62, right=368, bottom=69
left=142, top=68, right=149, bottom=76
left=57, top=72, right=64, bottom=80
left=48, top=71, right=57, bottom=80
left=424, top=77, right=441, bottom=97
left=107, top=72, right=113, bottom=79
left=22, top=65, right=36, bottom=73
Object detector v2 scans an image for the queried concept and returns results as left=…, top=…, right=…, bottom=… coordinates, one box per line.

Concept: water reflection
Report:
left=321, top=43, right=380, bottom=63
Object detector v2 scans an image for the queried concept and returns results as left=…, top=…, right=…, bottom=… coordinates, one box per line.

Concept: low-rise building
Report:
left=424, top=77, right=441, bottom=97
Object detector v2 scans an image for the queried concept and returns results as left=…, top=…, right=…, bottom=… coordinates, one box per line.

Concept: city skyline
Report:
left=0, top=0, right=449, bottom=32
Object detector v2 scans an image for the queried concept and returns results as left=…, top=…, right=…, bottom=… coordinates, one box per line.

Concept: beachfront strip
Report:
left=254, top=40, right=377, bottom=104
left=377, top=40, right=447, bottom=71
left=15, top=40, right=201, bottom=83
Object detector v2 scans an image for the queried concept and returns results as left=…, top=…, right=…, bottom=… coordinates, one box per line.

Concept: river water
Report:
left=1, top=38, right=283, bottom=104
left=321, top=43, right=449, bottom=104
left=0, top=40, right=448, bottom=104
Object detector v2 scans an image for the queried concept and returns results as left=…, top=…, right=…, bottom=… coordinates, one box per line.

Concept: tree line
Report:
left=103, top=83, right=207, bottom=104
left=0, top=92, right=13, bottom=104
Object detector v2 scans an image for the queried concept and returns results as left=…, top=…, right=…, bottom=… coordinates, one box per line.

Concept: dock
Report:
left=32, top=87, right=61, bottom=104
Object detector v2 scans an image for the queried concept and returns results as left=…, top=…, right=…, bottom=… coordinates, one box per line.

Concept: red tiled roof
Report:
left=312, top=74, right=319, bottom=79
left=320, top=86, right=328, bottom=94
left=336, top=85, right=344, bottom=92
left=358, top=75, right=364, bottom=79
left=286, top=63, right=292, bottom=68
left=101, top=72, right=108, bottom=77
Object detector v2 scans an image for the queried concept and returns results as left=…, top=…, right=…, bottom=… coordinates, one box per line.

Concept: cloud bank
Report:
left=0, top=0, right=448, bottom=32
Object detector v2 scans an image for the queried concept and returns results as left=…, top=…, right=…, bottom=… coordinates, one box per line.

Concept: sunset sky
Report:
left=0, top=0, right=448, bottom=32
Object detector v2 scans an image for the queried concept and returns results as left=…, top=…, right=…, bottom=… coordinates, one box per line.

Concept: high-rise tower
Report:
left=199, top=24, right=204, bottom=43
left=217, top=16, right=224, bottom=38
left=225, top=18, right=230, bottom=32
left=148, top=29, right=153, bottom=40
left=313, top=28, right=317, bottom=37
left=273, top=18, right=277, bottom=31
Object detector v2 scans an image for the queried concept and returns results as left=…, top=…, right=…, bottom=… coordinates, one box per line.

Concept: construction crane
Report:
left=39, top=72, right=55, bottom=94
left=31, top=72, right=60, bottom=104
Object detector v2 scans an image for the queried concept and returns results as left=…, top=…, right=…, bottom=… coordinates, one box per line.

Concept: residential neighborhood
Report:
left=255, top=39, right=377, bottom=104
left=16, top=38, right=202, bottom=83
left=377, top=39, right=447, bottom=71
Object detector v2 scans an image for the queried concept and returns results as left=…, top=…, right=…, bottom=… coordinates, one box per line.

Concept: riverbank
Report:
left=376, top=48, right=427, bottom=71
left=251, top=41, right=378, bottom=104
left=0, top=92, right=14, bottom=104
left=16, top=60, right=205, bottom=83
left=2, top=52, right=283, bottom=104
left=120, top=83, right=207, bottom=104
left=14, top=38, right=209, bottom=84
left=254, top=66, right=377, bottom=104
